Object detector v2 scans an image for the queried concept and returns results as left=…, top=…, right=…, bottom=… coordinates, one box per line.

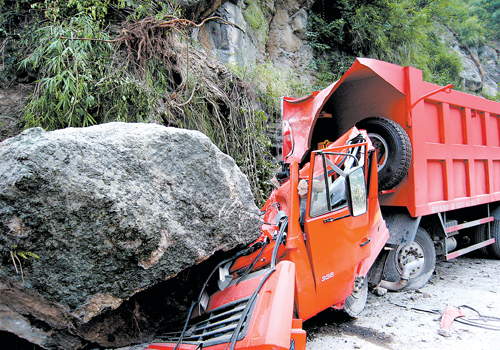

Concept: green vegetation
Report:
left=242, top=0, right=269, bottom=44
left=20, top=15, right=155, bottom=129
left=306, top=0, right=499, bottom=91
left=435, top=0, right=500, bottom=46
left=1, top=0, right=500, bottom=202
left=8, top=245, right=40, bottom=282
left=307, top=0, right=462, bottom=88
left=229, top=61, right=309, bottom=111
left=0, top=0, right=278, bottom=204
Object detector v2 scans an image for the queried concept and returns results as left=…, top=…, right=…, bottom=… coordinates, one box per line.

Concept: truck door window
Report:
left=309, top=154, right=347, bottom=217
left=309, top=146, right=364, bottom=218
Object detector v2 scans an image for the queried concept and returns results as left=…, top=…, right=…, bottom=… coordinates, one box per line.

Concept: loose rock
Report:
left=0, top=123, right=262, bottom=349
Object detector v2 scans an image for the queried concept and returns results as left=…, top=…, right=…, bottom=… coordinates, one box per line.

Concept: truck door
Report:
left=304, top=143, right=371, bottom=312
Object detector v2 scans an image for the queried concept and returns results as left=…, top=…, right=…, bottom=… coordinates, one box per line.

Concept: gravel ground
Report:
left=120, top=255, right=500, bottom=350
left=304, top=256, right=500, bottom=350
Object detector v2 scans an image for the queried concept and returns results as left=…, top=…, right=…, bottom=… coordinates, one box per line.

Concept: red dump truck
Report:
left=147, top=58, right=500, bottom=350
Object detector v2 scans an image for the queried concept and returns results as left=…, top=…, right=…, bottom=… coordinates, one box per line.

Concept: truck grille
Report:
left=158, top=296, right=256, bottom=347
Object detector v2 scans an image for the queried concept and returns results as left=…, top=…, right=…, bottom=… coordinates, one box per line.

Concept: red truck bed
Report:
left=283, top=58, right=500, bottom=218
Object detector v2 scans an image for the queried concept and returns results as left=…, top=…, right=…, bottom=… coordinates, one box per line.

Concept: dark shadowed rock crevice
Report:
left=0, top=122, right=262, bottom=348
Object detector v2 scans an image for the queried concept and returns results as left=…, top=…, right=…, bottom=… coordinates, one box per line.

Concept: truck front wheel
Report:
left=383, top=227, right=436, bottom=290
left=343, top=276, right=368, bottom=317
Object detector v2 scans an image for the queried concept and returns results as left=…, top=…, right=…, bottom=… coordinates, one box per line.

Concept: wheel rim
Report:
left=351, top=277, right=365, bottom=299
left=367, top=133, right=388, bottom=171
left=394, top=241, right=425, bottom=278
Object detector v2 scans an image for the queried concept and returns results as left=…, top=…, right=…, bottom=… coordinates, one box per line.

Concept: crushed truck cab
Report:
left=148, top=126, right=389, bottom=350
left=148, top=261, right=300, bottom=350
left=147, top=57, right=500, bottom=350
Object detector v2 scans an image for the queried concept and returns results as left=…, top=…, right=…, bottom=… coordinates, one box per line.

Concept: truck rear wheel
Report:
left=343, top=277, right=368, bottom=317
left=487, top=220, right=500, bottom=259
left=472, top=224, right=489, bottom=257
left=356, top=117, right=412, bottom=190
left=383, top=227, right=436, bottom=290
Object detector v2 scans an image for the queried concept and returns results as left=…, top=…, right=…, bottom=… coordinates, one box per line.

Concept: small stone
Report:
left=438, top=329, right=452, bottom=337
left=386, top=322, right=394, bottom=327
left=354, top=345, right=362, bottom=349
left=373, top=287, right=388, bottom=296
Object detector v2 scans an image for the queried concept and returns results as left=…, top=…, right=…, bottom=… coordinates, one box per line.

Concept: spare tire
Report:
left=356, top=117, right=412, bottom=190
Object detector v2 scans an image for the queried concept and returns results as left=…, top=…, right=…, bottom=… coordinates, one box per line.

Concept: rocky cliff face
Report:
left=193, top=0, right=314, bottom=83
left=0, top=123, right=261, bottom=348
left=187, top=0, right=500, bottom=97
left=459, top=43, right=500, bottom=96
left=436, top=21, right=500, bottom=97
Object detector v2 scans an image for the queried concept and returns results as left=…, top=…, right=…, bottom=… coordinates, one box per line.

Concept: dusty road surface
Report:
left=305, top=255, right=500, bottom=350
left=116, top=255, right=500, bottom=350
left=124, top=255, right=500, bottom=350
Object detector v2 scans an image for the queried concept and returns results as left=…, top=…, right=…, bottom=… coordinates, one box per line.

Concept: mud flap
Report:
left=382, top=207, right=421, bottom=246
left=147, top=261, right=301, bottom=350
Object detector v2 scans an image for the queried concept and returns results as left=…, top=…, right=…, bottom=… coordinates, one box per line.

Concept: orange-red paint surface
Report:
left=283, top=58, right=500, bottom=218
left=144, top=57, right=500, bottom=350
left=148, top=261, right=296, bottom=350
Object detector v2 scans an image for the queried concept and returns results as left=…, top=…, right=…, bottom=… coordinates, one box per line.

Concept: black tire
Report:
left=343, top=277, right=368, bottom=317
left=472, top=224, right=489, bottom=257
left=356, top=117, right=412, bottom=190
left=383, top=227, right=436, bottom=290
left=487, top=220, right=500, bottom=259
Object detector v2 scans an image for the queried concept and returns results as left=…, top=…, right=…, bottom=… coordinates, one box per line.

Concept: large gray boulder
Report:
left=0, top=122, right=262, bottom=348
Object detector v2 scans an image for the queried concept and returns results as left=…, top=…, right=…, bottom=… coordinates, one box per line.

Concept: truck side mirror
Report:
left=346, top=166, right=367, bottom=217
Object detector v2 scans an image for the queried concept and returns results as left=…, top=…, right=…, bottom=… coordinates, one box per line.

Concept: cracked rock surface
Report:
left=0, top=122, right=261, bottom=349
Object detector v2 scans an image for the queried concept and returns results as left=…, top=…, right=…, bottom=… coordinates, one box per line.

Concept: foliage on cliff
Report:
left=307, top=0, right=499, bottom=90
left=0, top=0, right=276, bottom=204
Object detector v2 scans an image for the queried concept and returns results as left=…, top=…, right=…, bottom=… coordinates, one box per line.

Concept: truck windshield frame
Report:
left=309, top=151, right=360, bottom=217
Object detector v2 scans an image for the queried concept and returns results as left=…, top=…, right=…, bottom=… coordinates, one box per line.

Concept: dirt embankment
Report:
left=0, top=86, right=31, bottom=141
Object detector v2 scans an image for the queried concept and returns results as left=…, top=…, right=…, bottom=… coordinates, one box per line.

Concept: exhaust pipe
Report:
left=379, top=258, right=424, bottom=291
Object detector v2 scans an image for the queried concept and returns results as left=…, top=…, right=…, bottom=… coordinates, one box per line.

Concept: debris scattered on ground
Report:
left=305, top=256, right=500, bottom=349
